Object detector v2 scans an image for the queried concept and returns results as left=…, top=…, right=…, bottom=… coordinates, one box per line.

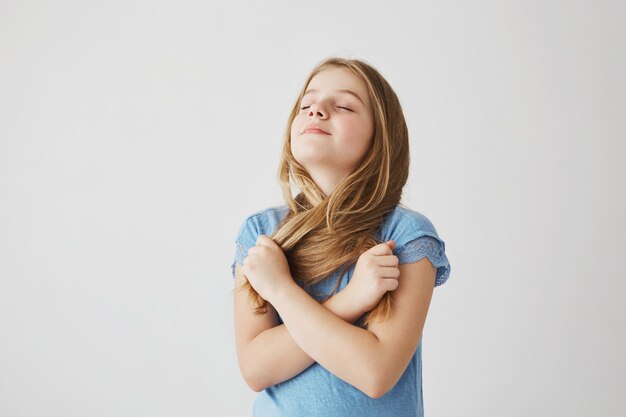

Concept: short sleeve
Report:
left=395, top=235, right=451, bottom=287
left=230, top=217, right=258, bottom=279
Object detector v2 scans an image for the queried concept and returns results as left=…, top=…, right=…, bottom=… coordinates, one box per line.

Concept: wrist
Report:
left=267, top=277, right=301, bottom=307
left=330, top=286, right=368, bottom=322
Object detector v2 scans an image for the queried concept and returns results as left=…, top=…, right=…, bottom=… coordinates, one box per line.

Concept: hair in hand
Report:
left=236, top=56, right=410, bottom=328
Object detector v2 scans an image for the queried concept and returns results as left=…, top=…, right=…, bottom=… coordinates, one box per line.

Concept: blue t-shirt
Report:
left=230, top=204, right=452, bottom=417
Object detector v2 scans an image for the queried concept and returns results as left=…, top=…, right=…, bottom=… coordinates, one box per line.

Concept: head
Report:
left=279, top=57, right=410, bottom=211
left=289, top=66, right=375, bottom=197
left=239, top=57, right=411, bottom=327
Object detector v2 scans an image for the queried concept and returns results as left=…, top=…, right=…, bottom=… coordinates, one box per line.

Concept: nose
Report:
left=308, top=102, right=328, bottom=119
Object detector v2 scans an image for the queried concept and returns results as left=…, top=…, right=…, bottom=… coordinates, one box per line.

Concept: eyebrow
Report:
left=302, top=88, right=365, bottom=105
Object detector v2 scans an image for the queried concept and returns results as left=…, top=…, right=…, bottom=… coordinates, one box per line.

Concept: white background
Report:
left=1, top=1, right=624, bottom=416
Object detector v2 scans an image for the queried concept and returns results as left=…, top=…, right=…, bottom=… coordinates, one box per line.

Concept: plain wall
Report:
left=1, top=0, right=624, bottom=415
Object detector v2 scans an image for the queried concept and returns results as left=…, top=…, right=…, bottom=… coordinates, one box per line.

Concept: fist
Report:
left=344, top=240, right=399, bottom=314
left=240, top=235, right=294, bottom=303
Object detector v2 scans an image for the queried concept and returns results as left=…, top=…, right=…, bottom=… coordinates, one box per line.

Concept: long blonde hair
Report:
left=237, top=57, right=410, bottom=328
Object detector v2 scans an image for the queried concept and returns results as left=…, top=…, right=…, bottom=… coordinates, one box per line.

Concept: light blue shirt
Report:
left=230, top=204, right=452, bottom=417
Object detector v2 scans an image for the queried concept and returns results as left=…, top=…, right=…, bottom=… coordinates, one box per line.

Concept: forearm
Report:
left=270, top=282, right=382, bottom=397
left=245, top=288, right=365, bottom=391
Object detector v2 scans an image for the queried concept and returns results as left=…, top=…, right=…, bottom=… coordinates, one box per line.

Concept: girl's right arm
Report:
left=233, top=262, right=366, bottom=392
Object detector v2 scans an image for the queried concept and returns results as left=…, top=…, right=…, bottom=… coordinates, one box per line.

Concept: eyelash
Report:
left=300, top=106, right=352, bottom=112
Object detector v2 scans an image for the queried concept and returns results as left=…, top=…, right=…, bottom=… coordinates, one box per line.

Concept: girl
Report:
left=230, top=57, right=452, bottom=417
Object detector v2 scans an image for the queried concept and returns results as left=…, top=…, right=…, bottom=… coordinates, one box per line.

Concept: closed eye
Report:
left=299, top=105, right=352, bottom=111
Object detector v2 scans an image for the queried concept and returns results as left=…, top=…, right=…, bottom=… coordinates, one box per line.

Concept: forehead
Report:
left=303, top=67, right=369, bottom=104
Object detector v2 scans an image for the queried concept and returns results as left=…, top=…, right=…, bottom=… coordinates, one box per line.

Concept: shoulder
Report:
left=378, top=204, right=452, bottom=286
left=234, top=204, right=289, bottom=245
left=377, top=204, right=442, bottom=247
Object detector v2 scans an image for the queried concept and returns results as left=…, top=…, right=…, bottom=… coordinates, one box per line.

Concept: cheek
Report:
left=289, top=123, right=299, bottom=143
left=289, top=125, right=302, bottom=154
left=343, top=119, right=373, bottom=148
left=291, top=117, right=304, bottom=136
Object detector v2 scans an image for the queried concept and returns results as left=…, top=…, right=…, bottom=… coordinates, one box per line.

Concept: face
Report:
left=290, top=66, right=374, bottom=179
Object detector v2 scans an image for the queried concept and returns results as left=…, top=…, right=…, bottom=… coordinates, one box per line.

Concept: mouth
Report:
left=302, top=128, right=330, bottom=135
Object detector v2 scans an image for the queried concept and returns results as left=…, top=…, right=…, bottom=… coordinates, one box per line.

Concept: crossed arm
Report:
left=232, top=258, right=436, bottom=398
left=233, top=263, right=367, bottom=392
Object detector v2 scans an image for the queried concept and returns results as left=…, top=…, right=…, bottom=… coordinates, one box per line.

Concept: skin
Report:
left=290, top=66, right=375, bottom=197
left=238, top=67, right=436, bottom=398
left=241, top=235, right=435, bottom=398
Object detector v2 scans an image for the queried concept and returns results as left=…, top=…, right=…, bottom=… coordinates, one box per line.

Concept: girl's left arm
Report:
left=269, top=258, right=436, bottom=399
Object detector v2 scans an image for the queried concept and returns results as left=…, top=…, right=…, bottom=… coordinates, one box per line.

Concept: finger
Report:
left=375, top=255, right=399, bottom=267
left=255, top=235, right=274, bottom=247
left=379, top=266, right=400, bottom=278
left=382, top=277, right=399, bottom=292
left=368, top=242, right=394, bottom=256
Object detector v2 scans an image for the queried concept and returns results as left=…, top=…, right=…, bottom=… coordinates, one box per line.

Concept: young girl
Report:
left=230, top=57, right=452, bottom=417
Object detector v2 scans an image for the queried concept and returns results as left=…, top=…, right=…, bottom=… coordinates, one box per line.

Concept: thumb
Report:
left=387, top=240, right=396, bottom=251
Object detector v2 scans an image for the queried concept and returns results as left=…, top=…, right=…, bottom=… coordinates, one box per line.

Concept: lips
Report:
left=303, top=128, right=329, bottom=135
left=302, top=125, right=330, bottom=135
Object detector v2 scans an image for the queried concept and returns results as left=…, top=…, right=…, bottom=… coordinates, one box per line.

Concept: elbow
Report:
left=237, top=347, right=268, bottom=392
left=363, top=367, right=396, bottom=399
left=240, top=367, right=269, bottom=393
left=239, top=360, right=268, bottom=393
left=242, top=372, right=267, bottom=393
left=247, top=381, right=266, bottom=393
left=365, top=383, right=391, bottom=399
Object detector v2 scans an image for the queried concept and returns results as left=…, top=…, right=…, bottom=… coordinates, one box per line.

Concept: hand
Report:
left=343, top=240, right=399, bottom=314
left=240, top=235, right=294, bottom=303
